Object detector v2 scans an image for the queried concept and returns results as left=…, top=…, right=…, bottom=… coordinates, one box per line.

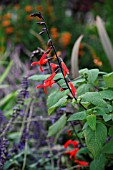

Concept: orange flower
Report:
left=3, top=13, right=11, bottom=19
left=60, top=32, right=71, bottom=47
left=25, top=5, right=33, bottom=12
left=36, top=5, right=43, bottom=11
left=50, top=27, right=59, bottom=39
left=26, top=15, right=33, bottom=21
left=5, top=27, right=14, bottom=34
left=94, top=58, right=102, bottom=67
left=14, top=4, right=20, bottom=10
left=2, top=20, right=10, bottom=27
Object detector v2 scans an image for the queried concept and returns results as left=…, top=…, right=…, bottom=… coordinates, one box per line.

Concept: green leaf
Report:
left=77, top=83, right=93, bottom=96
left=48, top=114, right=67, bottom=137
left=87, top=69, right=99, bottom=84
left=68, top=111, right=87, bottom=121
left=90, top=154, right=106, bottom=170
left=103, top=114, right=113, bottom=122
left=47, top=89, right=68, bottom=115
left=102, top=138, right=113, bottom=154
left=29, top=73, right=63, bottom=81
left=81, top=92, right=107, bottom=107
left=108, top=126, right=113, bottom=136
left=0, top=61, right=13, bottom=84
left=99, top=90, right=113, bottom=100
left=28, top=74, right=50, bottom=81
left=103, top=72, right=113, bottom=88
left=84, top=122, right=107, bottom=157
left=48, top=96, right=67, bottom=115
left=87, top=114, right=96, bottom=131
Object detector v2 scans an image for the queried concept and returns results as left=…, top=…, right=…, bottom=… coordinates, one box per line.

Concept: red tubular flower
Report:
left=68, top=81, right=77, bottom=97
left=66, top=148, right=79, bottom=160
left=31, top=48, right=52, bottom=72
left=75, top=160, right=89, bottom=166
left=64, top=139, right=79, bottom=148
left=36, top=72, right=56, bottom=94
left=67, top=130, right=72, bottom=137
left=50, top=63, right=59, bottom=73
left=61, top=61, right=69, bottom=77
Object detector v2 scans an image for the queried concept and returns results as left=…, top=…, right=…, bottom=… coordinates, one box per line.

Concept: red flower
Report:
left=67, top=130, right=72, bottom=137
left=66, top=148, right=79, bottom=160
left=75, top=160, right=89, bottom=166
left=68, top=81, right=77, bottom=97
left=64, top=139, right=89, bottom=169
left=31, top=47, right=52, bottom=72
left=36, top=72, right=56, bottom=94
left=50, top=63, right=59, bottom=73
left=64, top=139, right=79, bottom=148
left=61, top=61, right=69, bottom=77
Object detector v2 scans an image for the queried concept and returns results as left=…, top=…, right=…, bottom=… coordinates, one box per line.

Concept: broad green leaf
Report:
left=79, top=68, right=88, bottom=75
left=47, top=89, right=68, bottom=115
left=103, top=72, right=113, bottom=88
left=84, top=122, right=107, bottom=157
left=102, top=138, right=113, bottom=154
left=81, top=92, right=107, bottom=107
left=48, top=96, right=67, bottom=115
left=90, top=154, right=106, bottom=170
left=87, top=69, right=99, bottom=84
left=29, top=73, right=63, bottom=81
left=68, top=111, right=87, bottom=121
left=77, top=83, right=93, bottom=96
left=28, top=74, right=50, bottom=81
left=99, top=90, right=113, bottom=100
left=103, top=114, right=113, bottom=122
left=87, top=114, right=96, bottom=131
left=108, top=126, right=113, bottom=136
left=0, top=61, right=13, bottom=83
left=48, top=114, right=67, bottom=137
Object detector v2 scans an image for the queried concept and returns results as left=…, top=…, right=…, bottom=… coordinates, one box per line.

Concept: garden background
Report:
left=0, top=0, right=113, bottom=169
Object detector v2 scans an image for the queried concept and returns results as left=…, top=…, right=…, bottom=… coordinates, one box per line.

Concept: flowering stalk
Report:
left=31, top=12, right=87, bottom=110
left=0, top=77, right=29, bottom=138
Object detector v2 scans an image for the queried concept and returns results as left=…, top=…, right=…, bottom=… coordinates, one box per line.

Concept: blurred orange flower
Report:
left=14, top=4, right=20, bottom=9
left=2, top=20, right=10, bottom=27
left=94, top=58, right=102, bottom=67
left=25, top=5, right=33, bottom=12
left=3, top=13, right=11, bottom=19
left=50, top=27, right=59, bottom=39
left=60, top=32, right=71, bottom=47
left=36, top=5, right=43, bottom=11
left=5, top=27, right=14, bottom=34
left=26, top=15, right=33, bottom=21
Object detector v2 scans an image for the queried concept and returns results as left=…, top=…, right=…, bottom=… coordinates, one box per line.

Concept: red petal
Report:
left=40, top=53, right=47, bottom=61
left=69, top=82, right=77, bottom=97
left=61, top=62, right=69, bottom=77
left=31, top=61, right=40, bottom=66
left=75, top=160, right=89, bottom=166
left=36, top=84, right=44, bottom=88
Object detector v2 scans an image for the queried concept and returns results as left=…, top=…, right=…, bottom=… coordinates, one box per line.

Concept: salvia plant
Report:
left=1, top=11, right=113, bottom=170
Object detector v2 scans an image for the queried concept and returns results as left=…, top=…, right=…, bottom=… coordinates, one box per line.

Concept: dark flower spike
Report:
left=37, top=22, right=45, bottom=25
left=60, top=87, right=68, bottom=91
left=47, top=39, right=52, bottom=46
left=39, top=30, right=45, bottom=35
left=55, top=67, right=60, bottom=74
left=31, top=12, right=42, bottom=19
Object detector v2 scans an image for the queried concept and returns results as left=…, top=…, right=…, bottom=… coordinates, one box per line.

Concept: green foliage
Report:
left=47, top=89, right=68, bottom=115
left=48, top=114, right=67, bottom=137
left=87, top=114, right=96, bottom=131
left=103, top=72, right=113, bottom=88
left=68, top=111, right=87, bottom=121
left=90, top=154, right=106, bottom=170
left=84, top=122, right=107, bottom=158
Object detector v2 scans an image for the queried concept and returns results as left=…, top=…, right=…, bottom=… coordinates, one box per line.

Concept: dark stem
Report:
left=41, top=16, right=87, bottom=111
